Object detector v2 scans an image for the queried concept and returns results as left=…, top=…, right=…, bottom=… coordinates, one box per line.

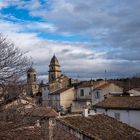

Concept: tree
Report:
left=0, top=33, right=30, bottom=84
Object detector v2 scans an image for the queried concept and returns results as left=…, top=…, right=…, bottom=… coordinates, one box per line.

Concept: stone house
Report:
left=92, top=82, right=123, bottom=105
left=49, top=87, right=76, bottom=112
left=93, top=96, right=140, bottom=130
left=71, top=80, right=106, bottom=112
left=71, top=81, right=123, bottom=112
left=39, top=83, right=50, bottom=106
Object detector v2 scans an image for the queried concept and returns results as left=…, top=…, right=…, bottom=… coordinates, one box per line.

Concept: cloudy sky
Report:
left=0, top=0, right=140, bottom=81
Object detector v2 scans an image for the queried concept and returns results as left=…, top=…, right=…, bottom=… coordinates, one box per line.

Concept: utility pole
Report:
left=105, top=70, right=107, bottom=81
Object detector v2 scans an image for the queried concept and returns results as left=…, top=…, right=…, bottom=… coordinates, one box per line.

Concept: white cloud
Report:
left=0, top=0, right=140, bottom=80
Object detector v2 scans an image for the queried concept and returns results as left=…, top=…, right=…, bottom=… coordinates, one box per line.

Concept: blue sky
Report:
left=0, top=0, right=140, bottom=81
left=0, top=4, right=92, bottom=43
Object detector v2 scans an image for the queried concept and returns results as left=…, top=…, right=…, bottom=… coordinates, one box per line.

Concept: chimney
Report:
left=83, top=108, right=89, bottom=117
left=36, top=120, right=41, bottom=127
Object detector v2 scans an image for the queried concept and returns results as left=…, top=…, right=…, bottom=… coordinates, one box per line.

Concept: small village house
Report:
left=49, top=87, right=76, bottom=112
left=93, top=96, right=140, bottom=130
left=92, top=82, right=123, bottom=105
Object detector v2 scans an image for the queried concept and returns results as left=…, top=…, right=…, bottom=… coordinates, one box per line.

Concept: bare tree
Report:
left=0, top=33, right=30, bottom=84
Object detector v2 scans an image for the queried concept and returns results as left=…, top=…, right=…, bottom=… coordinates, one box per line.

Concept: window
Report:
left=80, top=89, right=84, bottom=96
left=51, top=118, right=56, bottom=125
left=35, top=85, right=37, bottom=89
left=51, top=75, right=55, bottom=80
left=28, top=74, right=30, bottom=79
left=34, top=74, right=36, bottom=82
left=95, top=91, right=100, bottom=99
left=114, top=113, right=120, bottom=120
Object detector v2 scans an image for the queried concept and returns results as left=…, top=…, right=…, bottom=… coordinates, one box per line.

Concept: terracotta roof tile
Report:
left=25, top=106, right=58, bottom=117
left=57, top=114, right=140, bottom=140
left=0, top=122, right=42, bottom=140
left=77, top=81, right=106, bottom=88
left=132, top=88, right=140, bottom=92
left=94, top=96, right=140, bottom=110
left=50, top=87, right=72, bottom=95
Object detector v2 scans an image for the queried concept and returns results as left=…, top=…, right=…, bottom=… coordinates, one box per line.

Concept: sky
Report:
left=0, top=0, right=140, bottom=81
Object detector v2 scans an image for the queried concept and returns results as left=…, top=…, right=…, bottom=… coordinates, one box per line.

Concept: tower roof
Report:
left=27, top=67, right=36, bottom=73
left=50, top=55, right=60, bottom=66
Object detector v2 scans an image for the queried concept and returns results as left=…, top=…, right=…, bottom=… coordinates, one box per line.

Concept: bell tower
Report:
left=27, top=67, right=37, bottom=84
left=49, top=55, right=61, bottom=83
left=27, top=67, right=38, bottom=96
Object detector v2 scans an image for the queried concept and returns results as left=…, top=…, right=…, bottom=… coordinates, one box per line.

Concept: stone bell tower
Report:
left=27, top=67, right=38, bottom=96
left=48, top=55, right=61, bottom=83
left=27, top=67, right=37, bottom=84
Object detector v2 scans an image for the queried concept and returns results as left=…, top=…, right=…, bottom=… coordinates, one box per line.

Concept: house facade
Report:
left=93, top=96, right=140, bottom=130
left=39, top=83, right=50, bottom=106
left=92, top=83, right=123, bottom=105
left=71, top=82, right=123, bottom=112
left=71, top=81, right=106, bottom=112
left=49, top=87, right=76, bottom=111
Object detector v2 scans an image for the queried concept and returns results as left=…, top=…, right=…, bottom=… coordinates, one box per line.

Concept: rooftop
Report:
left=77, top=80, right=106, bottom=88
left=50, top=87, right=72, bottom=95
left=24, top=106, right=58, bottom=118
left=94, top=82, right=122, bottom=90
left=50, top=55, right=60, bottom=66
left=0, top=121, right=78, bottom=140
left=27, top=67, right=36, bottom=73
left=0, top=122, right=42, bottom=140
left=94, top=96, right=140, bottom=110
left=130, top=88, right=140, bottom=92
left=57, top=114, right=140, bottom=140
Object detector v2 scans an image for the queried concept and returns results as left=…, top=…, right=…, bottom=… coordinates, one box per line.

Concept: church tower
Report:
left=27, top=67, right=38, bottom=96
left=27, top=67, right=37, bottom=84
left=49, top=55, right=61, bottom=83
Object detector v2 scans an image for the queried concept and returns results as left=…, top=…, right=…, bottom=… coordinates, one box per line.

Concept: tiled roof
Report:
left=77, top=80, right=106, bottom=88
left=27, top=67, right=36, bottom=73
left=53, top=125, right=79, bottom=140
left=94, top=82, right=122, bottom=90
left=57, top=114, right=140, bottom=140
left=0, top=121, right=78, bottom=140
left=40, top=83, right=49, bottom=87
left=57, top=74, right=69, bottom=80
left=77, top=80, right=95, bottom=88
left=94, top=82, right=112, bottom=90
left=0, top=122, right=42, bottom=140
left=24, top=106, right=58, bottom=117
left=94, top=96, right=140, bottom=110
left=50, top=87, right=72, bottom=95
left=50, top=55, right=60, bottom=66
left=132, top=88, right=140, bottom=92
